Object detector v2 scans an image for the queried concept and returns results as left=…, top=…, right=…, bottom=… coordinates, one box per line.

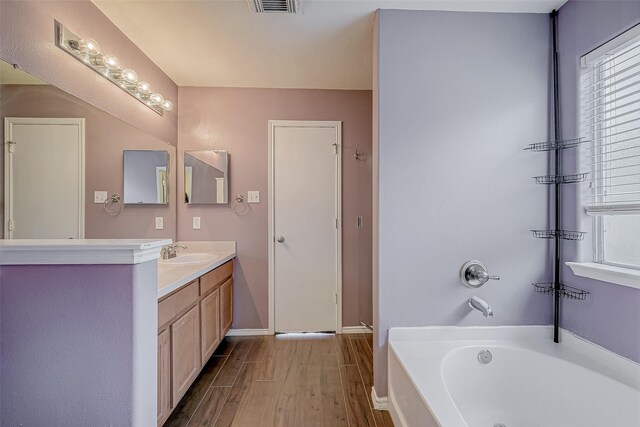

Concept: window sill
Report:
left=566, top=262, right=640, bottom=290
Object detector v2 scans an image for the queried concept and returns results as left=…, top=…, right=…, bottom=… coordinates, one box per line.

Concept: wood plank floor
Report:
left=164, top=333, right=394, bottom=427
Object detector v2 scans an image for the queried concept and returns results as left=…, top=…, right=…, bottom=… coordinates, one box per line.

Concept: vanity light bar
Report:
left=54, top=21, right=173, bottom=116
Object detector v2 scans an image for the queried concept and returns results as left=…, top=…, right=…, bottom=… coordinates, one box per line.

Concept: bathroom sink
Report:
left=159, top=253, right=219, bottom=265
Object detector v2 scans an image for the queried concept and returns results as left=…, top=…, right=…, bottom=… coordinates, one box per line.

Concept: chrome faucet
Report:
left=468, top=297, right=493, bottom=317
left=162, top=244, right=187, bottom=260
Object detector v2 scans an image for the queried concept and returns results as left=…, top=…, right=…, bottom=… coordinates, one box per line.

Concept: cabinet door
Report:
left=157, top=328, right=171, bottom=426
left=171, top=305, right=200, bottom=404
left=200, top=289, right=220, bottom=365
left=220, top=278, right=233, bottom=336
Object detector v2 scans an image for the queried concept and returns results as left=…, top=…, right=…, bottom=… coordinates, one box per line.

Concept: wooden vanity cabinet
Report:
left=157, top=260, right=233, bottom=426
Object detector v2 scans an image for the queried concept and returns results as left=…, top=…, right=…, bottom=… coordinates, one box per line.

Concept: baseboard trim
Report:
left=228, top=327, right=371, bottom=336
left=371, top=387, right=389, bottom=410
left=340, top=326, right=373, bottom=334
left=226, top=328, right=272, bottom=336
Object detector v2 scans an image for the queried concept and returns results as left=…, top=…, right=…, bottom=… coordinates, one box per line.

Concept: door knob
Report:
left=277, top=236, right=285, bottom=243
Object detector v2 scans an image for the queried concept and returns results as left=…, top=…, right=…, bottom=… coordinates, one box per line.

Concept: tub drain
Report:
left=477, top=349, right=492, bottom=364
left=494, top=423, right=506, bottom=427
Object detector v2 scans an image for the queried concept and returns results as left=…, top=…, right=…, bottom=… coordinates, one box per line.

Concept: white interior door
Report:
left=271, top=121, right=341, bottom=333
left=4, top=118, right=85, bottom=239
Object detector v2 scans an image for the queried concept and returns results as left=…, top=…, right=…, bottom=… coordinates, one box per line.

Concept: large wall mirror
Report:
left=0, top=59, right=177, bottom=240
left=184, top=150, right=229, bottom=204
left=124, top=150, right=170, bottom=204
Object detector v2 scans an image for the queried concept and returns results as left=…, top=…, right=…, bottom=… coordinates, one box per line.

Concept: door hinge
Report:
left=332, top=142, right=338, bottom=155
left=7, top=140, right=16, bottom=153
left=335, top=218, right=339, bottom=229
left=335, top=291, right=338, bottom=304
left=8, top=219, right=14, bottom=231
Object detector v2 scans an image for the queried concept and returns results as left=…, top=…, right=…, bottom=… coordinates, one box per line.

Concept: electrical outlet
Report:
left=193, top=216, right=201, bottom=230
left=155, top=217, right=164, bottom=230
left=94, top=191, right=108, bottom=203
left=248, top=191, right=260, bottom=203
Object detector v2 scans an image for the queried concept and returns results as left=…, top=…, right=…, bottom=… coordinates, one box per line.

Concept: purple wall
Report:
left=0, top=0, right=374, bottom=335
left=178, top=87, right=373, bottom=329
left=0, top=84, right=177, bottom=241
left=374, top=9, right=552, bottom=396
left=0, top=0, right=177, bottom=145
left=558, top=0, right=640, bottom=363
left=0, top=261, right=158, bottom=425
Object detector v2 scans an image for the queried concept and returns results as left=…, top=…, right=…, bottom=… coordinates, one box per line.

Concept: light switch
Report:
left=193, top=217, right=201, bottom=230
left=94, top=191, right=108, bottom=203
left=248, top=191, right=260, bottom=203
left=155, top=217, right=164, bottom=230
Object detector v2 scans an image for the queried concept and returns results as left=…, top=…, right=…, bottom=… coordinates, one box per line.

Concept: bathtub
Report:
left=388, top=326, right=640, bottom=427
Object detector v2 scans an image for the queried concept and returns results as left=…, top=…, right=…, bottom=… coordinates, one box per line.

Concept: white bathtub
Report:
left=388, top=326, right=640, bottom=427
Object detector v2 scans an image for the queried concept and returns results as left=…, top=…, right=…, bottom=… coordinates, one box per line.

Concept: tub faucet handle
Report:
left=460, top=260, right=499, bottom=288
left=474, top=268, right=500, bottom=282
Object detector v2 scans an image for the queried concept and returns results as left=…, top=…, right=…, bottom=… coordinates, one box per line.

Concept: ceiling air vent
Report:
left=251, top=0, right=298, bottom=13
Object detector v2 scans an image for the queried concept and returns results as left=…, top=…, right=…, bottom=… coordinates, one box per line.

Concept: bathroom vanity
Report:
left=156, top=241, right=236, bottom=425
left=0, top=239, right=236, bottom=427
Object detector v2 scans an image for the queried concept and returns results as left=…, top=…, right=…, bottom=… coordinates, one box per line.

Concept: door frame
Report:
left=4, top=117, right=85, bottom=239
left=268, top=120, right=342, bottom=334
left=156, top=166, right=167, bottom=203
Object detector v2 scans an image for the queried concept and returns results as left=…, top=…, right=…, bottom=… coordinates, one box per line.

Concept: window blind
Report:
left=581, top=31, right=640, bottom=215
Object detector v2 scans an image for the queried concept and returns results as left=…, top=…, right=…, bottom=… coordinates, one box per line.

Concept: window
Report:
left=581, top=25, right=640, bottom=270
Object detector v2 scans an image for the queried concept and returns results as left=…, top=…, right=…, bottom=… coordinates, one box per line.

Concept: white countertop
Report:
left=157, top=241, right=236, bottom=299
left=0, top=239, right=172, bottom=265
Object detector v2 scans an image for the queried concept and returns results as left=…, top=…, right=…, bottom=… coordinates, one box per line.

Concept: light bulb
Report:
left=78, top=38, right=101, bottom=56
left=161, top=99, right=173, bottom=111
left=89, top=54, right=104, bottom=67
left=90, top=53, right=120, bottom=70
left=122, top=68, right=138, bottom=84
left=149, top=93, right=164, bottom=106
left=136, top=81, right=151, bottom=95
left=103, top=54, right=120, bottom=71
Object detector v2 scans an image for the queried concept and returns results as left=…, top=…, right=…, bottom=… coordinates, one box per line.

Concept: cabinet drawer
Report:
left=200, top=260, right=233, bottom=296
left=158, top=280, right=199, bottom=328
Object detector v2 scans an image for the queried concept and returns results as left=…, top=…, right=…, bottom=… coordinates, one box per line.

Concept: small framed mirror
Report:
left=184, top=150, right=229, bottom=204
left=123, top=150, right=170, bottom=204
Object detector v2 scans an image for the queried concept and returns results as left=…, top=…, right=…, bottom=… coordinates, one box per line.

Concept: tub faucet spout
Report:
left=468, top=297, right=493, bottom=317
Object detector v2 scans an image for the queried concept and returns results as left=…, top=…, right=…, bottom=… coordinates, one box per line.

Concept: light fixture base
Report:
left=54, top=20, right=165, bottom=116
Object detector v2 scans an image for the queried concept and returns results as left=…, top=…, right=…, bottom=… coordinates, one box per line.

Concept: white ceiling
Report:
left=93, top=0, right=566, bottom=90
left=0, top=60, right=47, bottom=85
